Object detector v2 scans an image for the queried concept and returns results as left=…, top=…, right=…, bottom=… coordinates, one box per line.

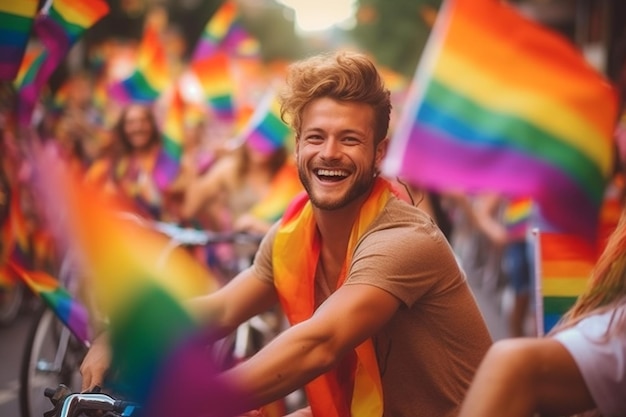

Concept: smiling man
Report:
left=80, top=51, right=492, bottom=417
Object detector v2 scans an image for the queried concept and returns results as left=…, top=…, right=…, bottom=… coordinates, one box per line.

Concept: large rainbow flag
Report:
left=16, top=0, right=109, bottom=126
left=0, top=0, right=39, bottom=81
left=533, top=230, right=596, bottom=335
left=383, top=0, right=619, bottom=242
left=30, top=146, right=222, bottom=406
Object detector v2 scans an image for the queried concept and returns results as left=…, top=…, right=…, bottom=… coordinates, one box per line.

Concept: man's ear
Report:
left=294, top=135, right=300, bottom=159
left=375, top=138, right=389, bottom=171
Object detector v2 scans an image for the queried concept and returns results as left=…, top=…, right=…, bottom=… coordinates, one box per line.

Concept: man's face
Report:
left=295, top=97, right=386, bottom=211
left=123, top=106, right=154, bottom=150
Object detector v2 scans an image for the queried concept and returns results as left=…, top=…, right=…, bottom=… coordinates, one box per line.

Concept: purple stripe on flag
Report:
left=0, top=44, right=28, bottom=61
left=153, top=150, right=180, bottom=190
left=67, top=302, right=91, bottom=345
left=192, top=41, right=218, bottom=61
left=400, top=124, right=598, bottom=240
left=0, top=61, right=19, bottom=80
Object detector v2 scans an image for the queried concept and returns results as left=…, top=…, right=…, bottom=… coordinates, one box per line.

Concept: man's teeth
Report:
left=317, top=169, right=347, bottom=177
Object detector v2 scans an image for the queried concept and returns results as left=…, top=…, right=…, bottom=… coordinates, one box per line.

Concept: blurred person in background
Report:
left=85, top=103, right=175, bottom=222
left=472, top=194, right=536, bottom=338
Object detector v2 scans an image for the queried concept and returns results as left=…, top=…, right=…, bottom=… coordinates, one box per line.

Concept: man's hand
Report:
left=79, top=333, right=111, bottom=392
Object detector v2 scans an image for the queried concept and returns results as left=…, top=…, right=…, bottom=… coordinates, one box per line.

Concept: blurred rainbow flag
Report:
left=191, top=0, right=259, bottom=61
left=17, top=0, right=109, bottom=126
left=0, top=0, right=39, bottom=81
left=31, top=147, right=220, bottom=405
left=8, top=260, right=91, bottom=346
left=249, top=161, right=303, bottom=223
left=384, top=0, right=619, bottom=242
left=110, top=18, right=170, bottom=104
left=235, top=88, right=293, bottom=154
left=191, top=51, right=236, bottom=121
left=153, top=86, right=185, bottom=189
left=533, top=230, right=596, bottom=335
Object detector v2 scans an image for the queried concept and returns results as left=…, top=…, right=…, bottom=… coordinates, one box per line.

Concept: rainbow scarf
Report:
left=384, top=0, right=618, bottom=242
left=273, top=179, right=389, bottom=417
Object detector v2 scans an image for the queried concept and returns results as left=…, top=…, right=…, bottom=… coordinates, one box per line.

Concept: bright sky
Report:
left=276, top=0, right=357, bottom=32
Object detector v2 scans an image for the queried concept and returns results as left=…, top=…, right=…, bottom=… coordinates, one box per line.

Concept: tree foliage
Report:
left=350, top=0, right=442, bottom=77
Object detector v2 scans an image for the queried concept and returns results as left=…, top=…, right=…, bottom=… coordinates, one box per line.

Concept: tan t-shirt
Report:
left=252, top=196, right=492, bottom=417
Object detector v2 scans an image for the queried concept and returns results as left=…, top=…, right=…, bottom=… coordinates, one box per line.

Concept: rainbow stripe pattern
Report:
left=191, top=51, right=235, bottom=121
left=16, top=0, right=109, bottom=126
left=8, top=261, right=91, bottom=345
left=249, top=161, right=303, bottom=223
left=110, top=19, right=170, bottom=104
left=236, top=89, right=293, bottom=154
left=0, top=0, right=39, bottom=81
left=192, top=0, right=259, bottom=61
left=153, top=87, right=185, bottom=189
left=31, top=146, right=219, bottom=404
left=384, top=0, right=619, bottom=242
left=272, top=179, right=389, bottom=417
left=534, top=230, right=596, bottom=335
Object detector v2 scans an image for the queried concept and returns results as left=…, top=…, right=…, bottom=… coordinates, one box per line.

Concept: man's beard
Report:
left=298, top=162, right=377, bottom=211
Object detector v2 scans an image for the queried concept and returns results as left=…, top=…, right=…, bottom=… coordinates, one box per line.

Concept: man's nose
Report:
left=319, top=138, right=341, bottom=159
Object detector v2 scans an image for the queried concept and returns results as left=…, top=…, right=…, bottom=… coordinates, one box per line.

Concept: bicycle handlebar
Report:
left=153, top=222, right=265, bottom=246
left=44, top=385, right=140, bottom=417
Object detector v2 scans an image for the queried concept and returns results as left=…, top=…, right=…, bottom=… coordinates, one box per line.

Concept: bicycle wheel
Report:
left=19, top=306, right=88, bottom=417
left=0, top=281, right=24, bottom=326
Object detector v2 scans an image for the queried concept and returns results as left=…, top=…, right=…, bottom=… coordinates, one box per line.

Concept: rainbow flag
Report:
left=153, top=86, right=185, bottom=189
left=7, top=187, right=32, bottom=269
left=110, top=18, right=170, bottom=104
left=17, top=0, right=109, bottom=126
left=249, top=161, right=303, bottom=223
left=30, top=145, right=221, bottom=405
left=8, top=261, right=91, bottom=345
left=533, top=230, right=596, bottom=335
left=191, top=0, right=258, bottom=60
left=0, top=0, right=39, bottom=81
left=384, top=0, right=619, bottom=242
left=235, top=89, right=293, bottom=154
left=191, top=51, right=235, bottom=121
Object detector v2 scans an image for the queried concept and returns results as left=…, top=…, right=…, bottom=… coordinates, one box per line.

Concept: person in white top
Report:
left=458, top=202, right=626, bottom=417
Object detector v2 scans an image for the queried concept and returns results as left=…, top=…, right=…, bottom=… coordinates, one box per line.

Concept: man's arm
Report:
left=220, top=283, right=401, bottom=411
left=187, top=267, right=279, bottom=339
left=457, top=338, right=595, bottom=417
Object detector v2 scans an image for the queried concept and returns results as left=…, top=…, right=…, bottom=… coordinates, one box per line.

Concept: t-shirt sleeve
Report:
left=346, top=219, right=464, bottom=308
left=552, top=305, right=626, bottom=417
left=249, top=221, right=279, bottom=285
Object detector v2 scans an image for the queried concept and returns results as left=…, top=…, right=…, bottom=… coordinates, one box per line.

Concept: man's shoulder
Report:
left=358, top=197, right=447, bottom=250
